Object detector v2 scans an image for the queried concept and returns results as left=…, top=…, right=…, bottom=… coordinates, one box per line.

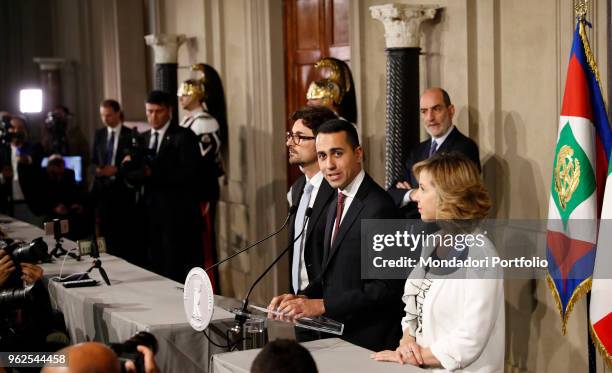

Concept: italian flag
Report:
left=591, top=161, right=612, bottom=367
left=547, top=19, right=612, bottom=356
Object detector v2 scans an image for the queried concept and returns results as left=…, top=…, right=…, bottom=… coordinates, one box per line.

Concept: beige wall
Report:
left=163, top=0, right=288, bottom=304
left=159, top=0, right=609, bottom=371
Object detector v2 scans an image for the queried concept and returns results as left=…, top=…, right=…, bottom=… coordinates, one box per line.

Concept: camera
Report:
left=44, top=111, right=68, bottom=154
left=0, top=286, right=33, bottom=308
left=110, top=331, right=158, bottom=373
left=120, top=128, right=153, bottom=186
left=0, top=115, right=13, bottom=144
left=4, top=237, right=49, bottom=265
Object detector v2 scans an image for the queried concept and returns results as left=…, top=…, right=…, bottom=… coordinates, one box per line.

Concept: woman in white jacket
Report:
left=371, top=153, right=504, bottom=372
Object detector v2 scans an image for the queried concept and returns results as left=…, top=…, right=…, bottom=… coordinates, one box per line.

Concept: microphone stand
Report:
left=197, top=206, right=298, bottom=350
left=204, top=206, right=298, bottom=274
left=86, top=236, right=111, bottom=286
left=230, top=208, right=313, bottom=338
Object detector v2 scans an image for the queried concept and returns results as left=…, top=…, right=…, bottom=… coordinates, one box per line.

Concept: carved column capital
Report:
left=370, top=3, right=440, bottom=48
left=144, top=33, right=186, bottom=64
left=33, top=57, right=66, bottom=71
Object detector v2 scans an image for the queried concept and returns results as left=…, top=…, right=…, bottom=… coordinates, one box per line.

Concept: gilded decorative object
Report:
left=554, top=145, right=581, bottom=210
left=306, top=58, right=351, bottom=105
left=574, top=0, right=588, bottom=20
left=177, top=64, right=207, bottom=98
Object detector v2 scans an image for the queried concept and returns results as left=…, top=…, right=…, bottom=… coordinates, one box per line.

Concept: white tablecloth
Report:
left=212, top=338, right=427, bottom=373
left=0, top=217, right=235, bottom=373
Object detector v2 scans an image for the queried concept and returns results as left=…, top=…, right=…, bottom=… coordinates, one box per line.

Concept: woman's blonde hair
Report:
left=413, top=153, right=491, bottom=219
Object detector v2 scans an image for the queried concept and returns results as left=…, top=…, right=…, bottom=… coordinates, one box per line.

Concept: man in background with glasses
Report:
left=281, top=106, right=337, bottom=341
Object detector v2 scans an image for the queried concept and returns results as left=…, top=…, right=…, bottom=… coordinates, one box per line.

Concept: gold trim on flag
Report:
left=578, top=21, right=601, bottom=85
left=589, top=321, right=612, bottom=369
left=546, top=274, right=592, bottom=335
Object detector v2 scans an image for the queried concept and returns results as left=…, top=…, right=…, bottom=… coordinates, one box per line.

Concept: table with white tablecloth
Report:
left=212, top=338, right=427, bottom=373
left=1, top=217, right=425, bottom=373
left=0, top=217, right=236, bottom=373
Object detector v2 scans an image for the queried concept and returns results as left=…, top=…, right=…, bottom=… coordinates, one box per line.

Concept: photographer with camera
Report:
left=41, top=342, right=160, bottom=373
left=41, top=105, right=90, bottom=181
left=0, top=249, right=15, bottom=287
left=110, top=331, right=160, bottom=373
left=0, top=240, right=58, bottom=354
left=0, top=114, right=45, bottom=225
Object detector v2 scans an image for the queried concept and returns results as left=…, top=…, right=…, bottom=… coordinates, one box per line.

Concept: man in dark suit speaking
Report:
left=388, top=88, right=481, bottom=216
left=138, top=91, right=204, bottom=283
left=270, top=119, right=404, bottom=352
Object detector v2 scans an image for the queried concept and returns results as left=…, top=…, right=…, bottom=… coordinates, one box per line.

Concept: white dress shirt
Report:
left=149, top=121, right=170, bottom=154
left=10, top=145, right=24, bottom=201
left=330, top=169, right=365, bottom=245
left=295, top=171, right=324, bottom=291
left=106, top=123, right=122, bottom=166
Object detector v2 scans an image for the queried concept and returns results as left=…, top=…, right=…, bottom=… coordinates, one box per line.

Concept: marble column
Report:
left=370, top=4, right=439, bottom=188
left=145, top=34, right=186, bottom=125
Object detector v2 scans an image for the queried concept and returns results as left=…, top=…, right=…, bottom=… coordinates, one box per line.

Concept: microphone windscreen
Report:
left=305, top=207, right=313, bottom=217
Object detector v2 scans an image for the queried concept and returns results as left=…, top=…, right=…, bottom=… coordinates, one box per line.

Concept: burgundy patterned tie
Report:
left=332, top=192, right=345, bottom=244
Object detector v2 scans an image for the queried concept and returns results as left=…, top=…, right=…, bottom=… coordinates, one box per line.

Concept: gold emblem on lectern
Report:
left=554, top=145, right=581, bottom=210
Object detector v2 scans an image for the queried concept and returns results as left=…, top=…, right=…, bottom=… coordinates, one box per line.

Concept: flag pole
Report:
left=575, top=1, right=597, bottom=370
left=573, top=2, right=597, bottom=371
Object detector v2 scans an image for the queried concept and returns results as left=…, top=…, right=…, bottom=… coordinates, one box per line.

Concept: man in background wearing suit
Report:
left=270, top=119, right=404, bottom=352
left=140, top=91, right=203, bottom=283
left=91, top=100, right=134, bottom=259
left=0, top=115, right=44, bottom=224
left=388, top=88, right=481, bottom=217
left=286, top=106, right=337, bottom=296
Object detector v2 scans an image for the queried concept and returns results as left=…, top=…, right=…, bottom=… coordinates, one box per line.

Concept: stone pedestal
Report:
left=145, top=34, right=186, bottom=124
left=370, top=4, right=439, bottom=188
left=33, top=57, right=65, bottom=113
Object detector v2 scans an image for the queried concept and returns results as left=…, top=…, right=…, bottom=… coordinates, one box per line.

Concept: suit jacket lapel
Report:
left=322, top=175, right=372, bottom=269
left=324, top=197, right=364, bottom=269
left=305, top=180, right=333, bottom=242
left=157, top=125, right=175, bottom=155
left=322, top=197, right=336, bottom=267
left=437, top=127, right=458, bottom=154
left=289, top=176, right=306, bottom=245
left=97, top=130, right=108, bottom=165
left=143, top=130, right=151, bottom=147
left=114, top=127, right=131, bottom=164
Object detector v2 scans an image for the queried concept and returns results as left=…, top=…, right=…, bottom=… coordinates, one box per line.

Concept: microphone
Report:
left=232, top=207, right=313, bottom=333
left=205, top=205, right=298, bottom=272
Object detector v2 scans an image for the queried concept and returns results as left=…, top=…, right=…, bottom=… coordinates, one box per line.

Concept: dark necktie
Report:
left=332, top=192, right=346, bottom=245
left=150, top=131, right=159, bottom=154
left=105, top=130, right=115, bottom=165
left=429, top=140, right=438, bottom=157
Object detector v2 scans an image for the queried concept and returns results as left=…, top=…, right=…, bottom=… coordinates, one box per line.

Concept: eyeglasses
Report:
left=286, top=131, right=315, bottom=145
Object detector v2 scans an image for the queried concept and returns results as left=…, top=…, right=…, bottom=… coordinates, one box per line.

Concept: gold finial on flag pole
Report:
left=574, top=0, right=588, bottom=20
